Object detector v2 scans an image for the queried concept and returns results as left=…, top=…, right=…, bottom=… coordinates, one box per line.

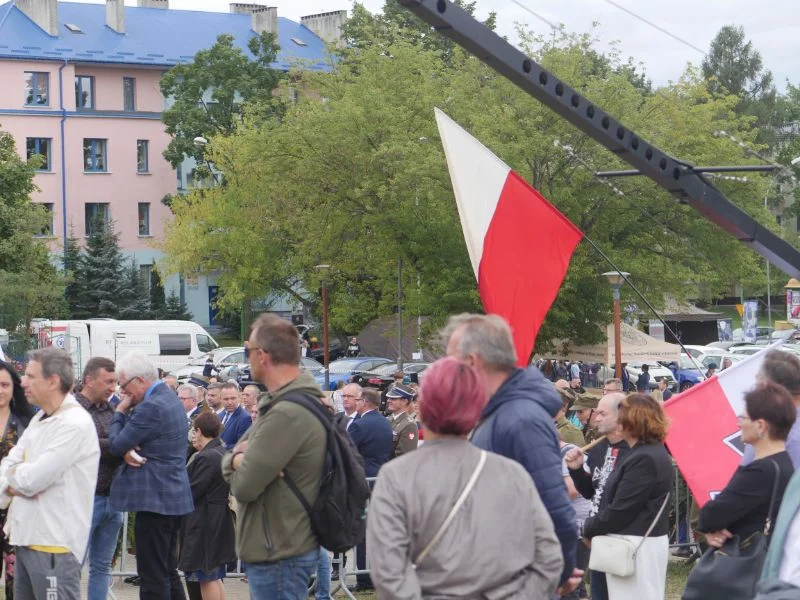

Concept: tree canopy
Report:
left=161, top=4, right=787, bottom=349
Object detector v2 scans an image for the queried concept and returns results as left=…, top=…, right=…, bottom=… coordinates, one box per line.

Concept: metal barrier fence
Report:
left=109, top=472, right=698, bottom=599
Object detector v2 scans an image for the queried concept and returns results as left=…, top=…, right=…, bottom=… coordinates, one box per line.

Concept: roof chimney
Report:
left=229, top=3, right=264, bottom=15
left=17, top=0, right=58, bottom=36
left=251, top=7, right=277, bottom=35
left=106, top=0, right=125, bottom=33
left=137, top=0, right=169, bottom=8
left=301, top=10, right=347, bottom=45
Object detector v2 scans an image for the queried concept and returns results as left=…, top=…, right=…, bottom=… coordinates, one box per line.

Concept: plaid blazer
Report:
left=109, top=382, right=194, bottom=515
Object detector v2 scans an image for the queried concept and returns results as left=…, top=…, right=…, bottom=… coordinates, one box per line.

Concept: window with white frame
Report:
left=123, top=77, right=136, bottom=111
left=75, top=75, right=95, bottom=109
left=35, top=203, right=54, bottom=237
left=26, top=138, right=52, bottom=171
left=83, top=138, right=107, bottom=172
left=140, top=264, right=153, bottom=293
left=24, top=72, right=49, bottom=106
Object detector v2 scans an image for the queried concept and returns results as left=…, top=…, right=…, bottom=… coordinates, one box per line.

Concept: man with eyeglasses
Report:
left=109, top=352, right=194, bottom=600
left=341, top=383, right=362, bottom=431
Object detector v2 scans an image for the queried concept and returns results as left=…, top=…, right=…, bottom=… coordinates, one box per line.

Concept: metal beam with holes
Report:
left=396, top=0, right=800, bottom=278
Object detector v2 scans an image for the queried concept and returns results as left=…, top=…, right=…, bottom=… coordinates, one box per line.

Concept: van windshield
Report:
left=196, top=334, right=218, bottom=353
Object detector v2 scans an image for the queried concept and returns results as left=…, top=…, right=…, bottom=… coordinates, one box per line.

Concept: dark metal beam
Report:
left=595, top=165, right=777, bottom=178
left=397, top=0, right=800, bottom=277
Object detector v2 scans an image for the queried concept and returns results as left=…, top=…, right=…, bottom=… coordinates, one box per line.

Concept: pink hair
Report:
left=419, top=357, right=488, bottom=435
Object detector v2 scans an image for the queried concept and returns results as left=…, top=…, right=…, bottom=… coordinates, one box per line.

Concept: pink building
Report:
left=0, top=0, right=339, bottom=325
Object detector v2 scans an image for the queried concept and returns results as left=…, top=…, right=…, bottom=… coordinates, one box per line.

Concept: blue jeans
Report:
left=244, top=548, right=318, bottom=600
left=316, top=547, right=330, bottom=600
left=84, top=496, right=124, bottom=600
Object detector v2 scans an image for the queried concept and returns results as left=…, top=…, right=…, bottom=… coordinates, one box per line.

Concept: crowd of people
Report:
left=0, top=312, right=798, bottom=599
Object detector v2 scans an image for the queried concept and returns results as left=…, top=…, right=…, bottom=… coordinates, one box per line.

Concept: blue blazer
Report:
left=348, top=409, right=393, bottom=479
left=219, top=405, right=252, bottom=449
left=109, top=382, right=194, bottom=515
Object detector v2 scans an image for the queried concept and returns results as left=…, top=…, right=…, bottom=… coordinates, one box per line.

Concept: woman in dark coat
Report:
left=180, top=412, right=237, bottom=600
left=0, top=360, right=36, bottom=600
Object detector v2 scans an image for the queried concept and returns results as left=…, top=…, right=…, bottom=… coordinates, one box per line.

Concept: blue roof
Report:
left=0, top=1, right=331, bottom=70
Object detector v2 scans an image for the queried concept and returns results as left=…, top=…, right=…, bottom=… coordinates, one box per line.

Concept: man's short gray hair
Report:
left=115, top=352, right=159, bottom=384
left=177, top=383, right=199, bottom=400
left=221, top=381, right=240, bottom=393
left=344, top=383, right=363, bottom=398
left=207, top=382, right=224, bottom=392
left=28, top=348, right=74, bottom=393
left=442, top=313, right=517, bottom=371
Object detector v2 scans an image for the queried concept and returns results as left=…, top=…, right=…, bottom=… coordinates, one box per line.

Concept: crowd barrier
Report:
left=109, top=472, right=697, bottom=600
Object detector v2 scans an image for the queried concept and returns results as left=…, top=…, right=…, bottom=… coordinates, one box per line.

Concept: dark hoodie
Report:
left=471, top=367, right=577, bottom=585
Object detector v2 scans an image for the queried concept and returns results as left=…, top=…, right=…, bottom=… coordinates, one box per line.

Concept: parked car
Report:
left=732, top=327, right=774, bottom=343
left=315, top=357, right=394, bottom=391
left=682, top=345, right=714, bottom=359
left=352, top=362, right=430, bottom=391
left=233, top=356, right=326, bottom=391
left=695, top=351, right=743, bottom=371
left=727, top=345, right=764, bottom=357
left=661, top=355, right=705, bottom=392
left=625, top=362, right=677, bottom=392
left=171, top=346, right=245, bottom=383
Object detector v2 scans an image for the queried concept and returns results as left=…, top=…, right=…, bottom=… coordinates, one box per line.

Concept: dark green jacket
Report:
left=556, top=416, right=585, bottom=447
left=221, top=371, right=326, bottom=563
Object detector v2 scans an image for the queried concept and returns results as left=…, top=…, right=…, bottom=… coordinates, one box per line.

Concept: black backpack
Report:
left=277, top=392, right=371, bottom=553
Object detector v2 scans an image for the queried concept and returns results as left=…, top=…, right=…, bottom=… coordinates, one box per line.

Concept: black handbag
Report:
left=682, top=460, right=781, bottom=600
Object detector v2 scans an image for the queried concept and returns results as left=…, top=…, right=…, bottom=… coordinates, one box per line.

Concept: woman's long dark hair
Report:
left=0, top=360, right=36, bottom=428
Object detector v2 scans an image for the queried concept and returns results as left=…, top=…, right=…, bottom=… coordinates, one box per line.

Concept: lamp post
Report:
left=315, top=264, right=331, bottom=390
left=602, top=271, right=629, bottom=380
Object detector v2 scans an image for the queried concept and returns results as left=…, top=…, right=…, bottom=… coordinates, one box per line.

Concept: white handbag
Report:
left=588, top=493, right=669, bottom=577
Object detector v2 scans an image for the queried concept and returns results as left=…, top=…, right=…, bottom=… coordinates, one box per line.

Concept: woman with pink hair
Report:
left=366, top=357, right=564, bottom=599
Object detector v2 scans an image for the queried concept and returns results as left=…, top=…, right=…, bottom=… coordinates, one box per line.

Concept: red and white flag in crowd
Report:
left=664, top=344, right=781, bottom=507
left=434, top=108, right=584, bottom=365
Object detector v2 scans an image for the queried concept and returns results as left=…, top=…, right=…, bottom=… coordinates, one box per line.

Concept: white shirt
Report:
left=779, top=511, right=800, bottom=586
left=345, top=410, right=358, bottom=431
left=0, top=394, right=100, bottom=561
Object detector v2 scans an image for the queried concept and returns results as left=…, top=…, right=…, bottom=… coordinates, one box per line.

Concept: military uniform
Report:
left=390, top=411, right=419, bottom=459
left=556, top=415, right=585, bottom=447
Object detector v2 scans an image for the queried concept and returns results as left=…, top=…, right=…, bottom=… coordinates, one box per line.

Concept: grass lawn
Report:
left=341, top=560, right=693, bottom=599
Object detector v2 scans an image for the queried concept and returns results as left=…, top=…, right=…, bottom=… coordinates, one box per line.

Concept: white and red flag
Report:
left=434, top=108, right=584, bottom=365
left=664, top=344, right=780, bottom=507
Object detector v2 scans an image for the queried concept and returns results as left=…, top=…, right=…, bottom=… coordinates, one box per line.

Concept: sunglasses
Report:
left=244, top=344, right=265, bottom=359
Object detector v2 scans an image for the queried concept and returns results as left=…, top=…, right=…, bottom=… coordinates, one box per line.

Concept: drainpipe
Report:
left=58, top=59, right=68, bottom=268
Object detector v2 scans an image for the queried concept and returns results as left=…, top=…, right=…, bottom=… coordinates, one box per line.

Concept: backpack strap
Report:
left=273, top=392, right=332, bottom=518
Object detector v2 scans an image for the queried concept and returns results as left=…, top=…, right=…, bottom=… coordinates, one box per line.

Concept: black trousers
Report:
left=135, top=511, right=186, bottom=600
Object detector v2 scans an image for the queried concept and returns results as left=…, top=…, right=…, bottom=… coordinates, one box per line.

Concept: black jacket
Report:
left=349, top=409, right=393, bottom=478
left=582, top=441, right=673, bottom=539
left=179, top=438, right=237, bottom=572
left=698, top=451, right=794, bottom=540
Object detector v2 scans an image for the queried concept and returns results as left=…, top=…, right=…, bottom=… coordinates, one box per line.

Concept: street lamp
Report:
left=315, top=264, right=331, bottom=390
left=602, top=271, right=629, bottom=380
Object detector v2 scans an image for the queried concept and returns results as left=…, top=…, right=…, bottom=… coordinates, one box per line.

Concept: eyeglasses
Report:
left=341, top=394, right=359, bottom=399
left=119, top=376, right=139, bottom=392
left=244, top=344, right=264, bottom=359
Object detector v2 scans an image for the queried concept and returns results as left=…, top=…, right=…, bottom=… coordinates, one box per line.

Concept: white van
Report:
left=32, top=319, right=218, bottom=376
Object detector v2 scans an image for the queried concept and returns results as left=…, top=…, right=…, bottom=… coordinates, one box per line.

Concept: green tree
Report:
left=162, top=14, right=779, bottom=348
left=164, top=291, right=193, bottom=320
left=69, top=220, right=129, bottom=318
left=160, top=32, right=285, bottom=169
left=149, top=269, right=167, bottom=319
left=0, top=130, right=64, bottom=329
left=118, top=259, right=152, bottom=320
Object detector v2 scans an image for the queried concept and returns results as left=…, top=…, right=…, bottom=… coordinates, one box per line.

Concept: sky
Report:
left=73, top=0, right=800, bottom=90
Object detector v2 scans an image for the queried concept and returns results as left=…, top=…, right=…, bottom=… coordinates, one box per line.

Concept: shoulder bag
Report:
left=588, top=492, right=670, bottom=577
left=412, top=450, right=487, bottom=569
left=682, top=460, right=781, bottom=600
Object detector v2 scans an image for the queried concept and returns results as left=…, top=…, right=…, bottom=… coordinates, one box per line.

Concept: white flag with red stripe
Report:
left=664, top=343, right=781, bottom=506
left=435, top=108, right=584, bottom=365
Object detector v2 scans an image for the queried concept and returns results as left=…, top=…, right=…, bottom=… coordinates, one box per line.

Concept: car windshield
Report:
left=369, top=363, right=399, bottom=376
left=300, top=357, right=323, bottom=372
left=679, top=356, right=702, bottom=370
left=328, top=359, right=370, bottom=374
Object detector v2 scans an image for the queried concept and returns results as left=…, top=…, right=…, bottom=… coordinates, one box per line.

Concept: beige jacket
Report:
left=366, top=438, right=563, bottom=599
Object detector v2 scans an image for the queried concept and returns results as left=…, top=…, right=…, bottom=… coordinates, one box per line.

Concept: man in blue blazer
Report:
left=219, top=381, right=252, bottom=448
left=110, top=352, right=194, bottom=600
left=348, top=387, right=392, bottom=591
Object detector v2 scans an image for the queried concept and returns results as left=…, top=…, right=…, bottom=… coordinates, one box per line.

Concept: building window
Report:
left=138, top=202, right=150, bottom=236
left=176, top=162, right=184, bottom=190
left=26, top=138, right=52, bottom=171
left=24, top=72, right=49, bottom=106
left=83, top=138, right=107, bottom=172
left=75, top=75, right=94, bottom=109
left=85, top=202, right=109, bottom=236
left=35, top=203, right=54, bottom=237
left=123, top=77, right=136, bottom=111
left=140, top=264, right=152, bottom=293
left=137, top=140, right=149, bottom=172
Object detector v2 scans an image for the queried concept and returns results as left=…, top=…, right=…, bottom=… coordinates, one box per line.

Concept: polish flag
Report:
left=664, top=344, right=780, bottom=507
left=434, top=108, right=583, bottom=365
